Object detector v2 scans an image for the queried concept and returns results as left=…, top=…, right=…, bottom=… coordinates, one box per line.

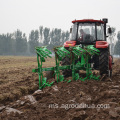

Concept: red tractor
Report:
left=62, top=18, right=113, bottom=78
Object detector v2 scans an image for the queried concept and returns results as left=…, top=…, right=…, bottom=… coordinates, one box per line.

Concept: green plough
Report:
left=32, top=45, right=100, bottom=89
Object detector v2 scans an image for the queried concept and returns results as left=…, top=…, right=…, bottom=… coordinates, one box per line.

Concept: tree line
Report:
left=0, top=26, right=120, bottom=56
left=0, top=26, right=70, bottom=55
left=107, top=27, right=120, bottom=56
left=114, top=31, right=120, bottom=56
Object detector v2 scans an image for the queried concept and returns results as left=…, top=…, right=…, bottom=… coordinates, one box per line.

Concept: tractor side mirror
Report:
left=108, top=27, right=112, bottom=34
left=70, top=28, right=72, bottom=33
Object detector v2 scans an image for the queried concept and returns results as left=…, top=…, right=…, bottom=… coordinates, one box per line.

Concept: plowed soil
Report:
left=0, top=56, right=120, bottom=120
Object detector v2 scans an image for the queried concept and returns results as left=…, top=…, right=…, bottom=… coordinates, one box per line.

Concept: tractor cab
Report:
left=71, top=19, right=105, bottom=44
left=64, top=19, right=109, bottom=47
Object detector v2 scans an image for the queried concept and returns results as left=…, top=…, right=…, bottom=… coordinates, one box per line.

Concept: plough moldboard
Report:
left=32, top=45, right=100, bottom=89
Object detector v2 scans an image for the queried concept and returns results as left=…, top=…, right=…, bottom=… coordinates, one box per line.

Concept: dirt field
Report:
left=0, top=56, right=120, bottom=120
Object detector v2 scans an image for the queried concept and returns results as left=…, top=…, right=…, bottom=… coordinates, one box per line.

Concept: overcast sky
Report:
left=0, top=0, right=120, bottom=37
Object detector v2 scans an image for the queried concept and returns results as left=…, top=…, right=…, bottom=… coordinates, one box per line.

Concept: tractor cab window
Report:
left=77, top=23, right=95, bottom=43
left=96, top=23, right=104, bottom=40
left=70, top=22, right=104, bottom=42
left=70, top=23, right=77, bottom=41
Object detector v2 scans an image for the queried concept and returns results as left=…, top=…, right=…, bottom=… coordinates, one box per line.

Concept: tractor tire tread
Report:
left=99, top=48, right=109, bottom=76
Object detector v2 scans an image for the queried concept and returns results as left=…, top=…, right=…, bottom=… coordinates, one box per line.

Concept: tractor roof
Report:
left=72, top=19, right=104, bottom=24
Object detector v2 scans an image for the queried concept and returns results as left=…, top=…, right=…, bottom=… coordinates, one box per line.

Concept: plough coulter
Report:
left=32, top=45, right=100, bottom=89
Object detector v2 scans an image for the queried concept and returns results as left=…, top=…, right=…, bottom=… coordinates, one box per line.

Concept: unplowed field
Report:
left=0, top=56, right=120, bottom=120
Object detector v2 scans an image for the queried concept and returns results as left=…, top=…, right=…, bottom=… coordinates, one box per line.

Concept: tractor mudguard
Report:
left=64, top=41, right=76, bottom=47
left=95, top=41, right=109, bottom=48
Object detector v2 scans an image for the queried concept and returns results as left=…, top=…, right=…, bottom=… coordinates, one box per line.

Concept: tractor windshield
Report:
left=77, top=23, right=95, bottom=43
left=70, top=22, right=104, bottom=43
left=70, top=22, right=78, bottom=41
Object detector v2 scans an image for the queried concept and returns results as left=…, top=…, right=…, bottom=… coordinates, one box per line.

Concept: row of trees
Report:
left=0, top=26, right=70, bottom=55
left=114, top=31, right=120, bottom=55
left=0, top=25, right=120, bottom=56
left=107, top=27, right=120, bottom=56
left=0, top=31, right=27, bottom=55
left=29, top=26, right=69, bottom=54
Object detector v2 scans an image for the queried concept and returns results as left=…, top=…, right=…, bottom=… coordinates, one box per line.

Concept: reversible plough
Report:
left=32, top=45, right=100, bottom=89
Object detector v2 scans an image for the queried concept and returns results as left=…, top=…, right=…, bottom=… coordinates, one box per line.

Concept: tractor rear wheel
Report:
left=61, top=57, right=72, bottom=77
left=99, top=48, right=112, bottom=77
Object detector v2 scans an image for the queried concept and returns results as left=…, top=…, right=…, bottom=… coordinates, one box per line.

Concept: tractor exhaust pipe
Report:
left=102, top=18, right=108, bottom=41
